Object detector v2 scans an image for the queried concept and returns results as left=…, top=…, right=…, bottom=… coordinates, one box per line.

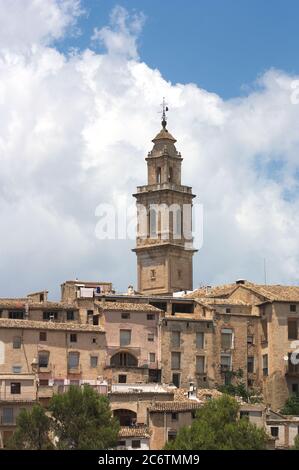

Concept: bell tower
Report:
left=133, top=102, right=197, bottom=295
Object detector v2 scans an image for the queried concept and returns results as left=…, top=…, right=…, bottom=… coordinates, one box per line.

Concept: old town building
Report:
left=1, top=116, right=299, bottom=448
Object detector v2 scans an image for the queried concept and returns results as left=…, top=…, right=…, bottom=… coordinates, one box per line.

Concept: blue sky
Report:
left=59, top=0, right=299, bottom=99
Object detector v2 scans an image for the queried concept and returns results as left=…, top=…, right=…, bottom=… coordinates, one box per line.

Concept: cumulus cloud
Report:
left=92, top=5, right=145, bottom=59
left=0, top=0, right=83, bottom=50
left=0, top=2, right=299, bottom=298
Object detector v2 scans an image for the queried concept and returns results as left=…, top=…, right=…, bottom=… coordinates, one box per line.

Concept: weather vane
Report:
left=160, top=97, right=169, bottom=129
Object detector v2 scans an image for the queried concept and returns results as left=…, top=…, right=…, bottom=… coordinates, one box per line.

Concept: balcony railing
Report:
left=0, top=417, right=16, bottom=426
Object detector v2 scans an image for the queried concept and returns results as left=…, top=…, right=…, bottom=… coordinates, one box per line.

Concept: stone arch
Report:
left=110, top=351, right=138, bottom=367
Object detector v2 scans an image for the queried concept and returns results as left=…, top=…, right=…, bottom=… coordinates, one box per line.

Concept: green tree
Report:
left=218, top=369, right=262, bottom=403
left=165, top=395, right=269, bottom=450
left=7, top=405, right=53, bottom=450
left=281, top=395, right=299, bottom=415
left=48, top=385, right=119, bottom=449
left=293, top=434, right=299, bottom=449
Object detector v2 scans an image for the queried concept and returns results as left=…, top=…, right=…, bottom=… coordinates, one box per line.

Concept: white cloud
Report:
left=92, top=5, right=145, bottom=59
left=0, top=0, right=83, bottom=50
left=0, top=2, right=299, bottom=298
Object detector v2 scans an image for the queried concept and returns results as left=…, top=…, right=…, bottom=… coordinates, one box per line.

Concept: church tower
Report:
left=133, top=103, right=197, bottom=295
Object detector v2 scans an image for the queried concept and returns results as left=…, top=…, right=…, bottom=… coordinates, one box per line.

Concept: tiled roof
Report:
left=119, top=426, right=150, bottom=438
left=0, top=319, right=104, bottom=332
left=196, top=298, right=252, bottom=306
left=95, top=301, right=161, bottom=313
left=173, top=388, right=223, bottom=402
left=186, top=281, right=299, bottom=303
left=0, top=299, right=77, bottom=310
left=149, top=401, right=202, bottom=412
left=152, top=128, right=176, bottom=142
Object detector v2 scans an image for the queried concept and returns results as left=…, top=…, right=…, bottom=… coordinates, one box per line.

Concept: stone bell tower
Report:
left=133, top=102, right=197, bottom=295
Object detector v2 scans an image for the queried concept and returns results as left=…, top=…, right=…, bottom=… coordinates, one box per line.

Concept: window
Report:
left=70, top=333, right=77, bottom=343
left=247, top=335, right=254, bottom=345
left=240, top=411, right=249, bottom=419
left=121, top=312, right=130, bottom=320
left=10, top=383, right=21, bottom=394
left=178, top=269, right=182, bottom=280
left=39, top=379, right=49, bottom=386
left=172, top=373, right=180, bottom=387
left=150, top=269, right=156, bottom=280
left=171, top=412, right=178, bottom=421
left=147, top=314, right=154, bottom=320
left=288, top=320, right=298, bottom=340
left=221, top=329, right=233, bottom=349
left=196, top=332, right=204, bottom=349
left=168, top=167, right=173, bottom=182
left=196, top=356, right=205, bottom=374
left=117, top=440, right=126, bottom=447
left=8, top=311, right=24, bottom=319
left=87, top=309, right=94, bottom=317
left=156, top=167, right=161, bottom=183
left=262, top=354, right=268, bottom=376
left=132, top=440, right=141, bottom=449
left=39, top=332, right=47, bottom=342
left=148, top=333, right=154, bottom=342
left=92, top=337, right=97, bottom=344
left=226, top=308, right=231, bottom=313
left=90, top=356, right=98, bottom=368
left=13, top=336, right=21, bottom=349
left=261, top=320, right=268, bottom=342
left=43, top=311, right=58, bottom=321
left=171, top=331, right=181, bottom=348
left=38, top=351, right=49, bottom=368
left=118, top=374, right=127, bottom=383
left=149, top=208, right=157, bottom=237
left=270, top=427, right=279, bottom=438
left=168, top=431, right=177, bottom=442
left=2, top=408, right=14, bottom=425
left=12, top=366, right=22, bottom=374
left=68, top=352, right=79, bottom=369
left=149, top=353, right=156, bottom=363
left=292, top=383, right=299, bottom=395
left=120, top=329, right=131, bottom=347
left=221, top=354, right=232, bottom=372
left=290, top=304, right=297, bottom=312
left=247, top=356, right=254, bottom=373
left=67, top=311, right=75, bottom=321
left=171, top=352, right=181, bottom=370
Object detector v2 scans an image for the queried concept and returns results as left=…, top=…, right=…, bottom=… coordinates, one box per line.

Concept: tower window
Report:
left=156, top=167, right=161, bottom=183
left=178, top=269, right=182, bottom=280
left=168, top=167, right=173, bottom=182
left=149, top=208, right=157, bottom=237
left=150, top=269, right=156, bottom=280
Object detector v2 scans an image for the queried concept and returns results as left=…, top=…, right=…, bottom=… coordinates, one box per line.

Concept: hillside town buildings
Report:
left=1, top=115, right=299, bottom=449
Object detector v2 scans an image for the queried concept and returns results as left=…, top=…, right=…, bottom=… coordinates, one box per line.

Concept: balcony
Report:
left=0, top=391, right=36, bottom=402
left=136, top=183, right=193, bottom=194
left=0, top=417, right=16, bottom=426
left=38, top=386, right=54, bottom=399
left=38, top=363, right=52, bottom=374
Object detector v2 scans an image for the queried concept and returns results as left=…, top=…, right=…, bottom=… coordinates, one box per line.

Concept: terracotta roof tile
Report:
left=149, top=401, right=202, bottom=412
left=0, top=318, right=103, bottom=332
left=95, top=301, right=161, bottom=313
left=0, top=299, right=77, bottom=310
left=187, top=282, right=299, bottom=303
left=119, top=426, right=150, bottom=438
